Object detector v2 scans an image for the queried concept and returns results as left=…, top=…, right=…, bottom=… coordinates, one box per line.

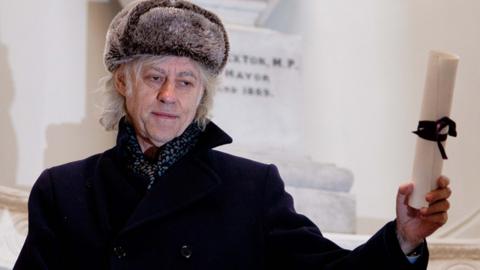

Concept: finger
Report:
left=437, top=176, right=450, bottom=188
left=397, top=182, right=414, bottom=205
left=426, top=187, right=452, bottom=203
left=420, top=199, right=450, bottom=216
left=420, top=211, right=448, bottom=225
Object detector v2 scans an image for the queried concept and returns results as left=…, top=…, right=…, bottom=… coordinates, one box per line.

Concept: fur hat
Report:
left=104, top=0, right=229, bottom=75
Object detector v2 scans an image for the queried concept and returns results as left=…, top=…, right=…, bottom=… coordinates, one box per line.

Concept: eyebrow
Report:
left=147, top=67, right=198, bottom=80
left=148, top=67, right=167, bottom=75
left=177, top=71, right=198, bottom=80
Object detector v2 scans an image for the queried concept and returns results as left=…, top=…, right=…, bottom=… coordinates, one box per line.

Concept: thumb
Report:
left=397, top=182, right=414, bottom=206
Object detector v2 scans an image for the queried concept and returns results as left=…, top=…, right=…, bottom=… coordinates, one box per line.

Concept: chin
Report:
left=147, top=121, right=189, bottom=142
left=150, top=131, right=176, bottom=145
left=151, top=127, right=180, bottom=144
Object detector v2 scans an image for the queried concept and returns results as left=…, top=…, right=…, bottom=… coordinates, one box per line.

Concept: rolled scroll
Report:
left=409, top=51, right=459, bottom=209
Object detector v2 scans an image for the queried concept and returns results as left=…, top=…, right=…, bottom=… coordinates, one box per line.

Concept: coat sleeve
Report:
left=262, top=164, right=429, bottom=270
left=13, top=169, right=62, bottom=270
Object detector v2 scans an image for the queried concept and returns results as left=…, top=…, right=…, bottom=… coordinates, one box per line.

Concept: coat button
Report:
left=113, top=246, right=127, bottom=259
left=180, top=245, right=192, bottom=259
left=85, top=180, right=92, bottom=189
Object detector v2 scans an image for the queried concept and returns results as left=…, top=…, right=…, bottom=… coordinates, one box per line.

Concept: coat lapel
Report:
left=86, top=148, right=141, bottom=235
left=121, top=153, right=221, bottom=234
left=87, top=149, right=124, bottom=234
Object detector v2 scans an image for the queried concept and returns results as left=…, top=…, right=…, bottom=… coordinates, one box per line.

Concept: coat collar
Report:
left=195, top=120, right=233, bottom=151
left=89, top=120, right=232, bottom=235
left=116, top=119, right=233, bottom=155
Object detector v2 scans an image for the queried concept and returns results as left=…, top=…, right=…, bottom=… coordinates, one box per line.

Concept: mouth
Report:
left=151, top=112, right=179, bottom=120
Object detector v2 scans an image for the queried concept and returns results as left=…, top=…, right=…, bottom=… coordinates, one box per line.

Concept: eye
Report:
left=178, top=80, right=194, bottom=87
left=142, top=70, right=163, bottom=80
left=150, top=75, right=162, bottom=81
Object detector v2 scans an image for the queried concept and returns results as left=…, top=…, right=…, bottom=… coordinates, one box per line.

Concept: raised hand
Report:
left=395, top=176, right=452, bottom=253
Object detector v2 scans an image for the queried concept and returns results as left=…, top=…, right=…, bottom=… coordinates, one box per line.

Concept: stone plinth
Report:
left=0, top=186, right=28, bottom=269
left=219, top=147, right=356, bottom=233
left=212, top=25, right=303, bottom=153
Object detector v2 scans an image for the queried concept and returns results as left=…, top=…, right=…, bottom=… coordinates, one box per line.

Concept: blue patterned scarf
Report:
left=120, top=118, right=201, bottom=190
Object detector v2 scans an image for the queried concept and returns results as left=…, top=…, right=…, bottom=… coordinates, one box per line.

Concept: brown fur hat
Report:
left=104, top=0, right=229, bottom=75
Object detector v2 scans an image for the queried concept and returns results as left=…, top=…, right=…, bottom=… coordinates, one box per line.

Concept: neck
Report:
left=136, top=135, right=161, bottom=159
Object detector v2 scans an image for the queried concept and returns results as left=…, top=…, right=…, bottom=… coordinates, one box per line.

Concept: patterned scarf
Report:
left=119, top=118, right=201, bottom=190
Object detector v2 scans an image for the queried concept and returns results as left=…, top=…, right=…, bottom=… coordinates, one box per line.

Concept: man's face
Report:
left=117, top=56, right=204, bottom=150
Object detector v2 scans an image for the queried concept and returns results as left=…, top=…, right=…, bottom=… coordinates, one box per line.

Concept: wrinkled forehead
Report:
left=120, top=55, right=205, bottom=80
left=141, top=55, right=201, bottom=74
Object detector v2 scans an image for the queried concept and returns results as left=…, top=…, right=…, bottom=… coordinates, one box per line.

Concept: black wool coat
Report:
left=14, top=122, right=428, bottom=270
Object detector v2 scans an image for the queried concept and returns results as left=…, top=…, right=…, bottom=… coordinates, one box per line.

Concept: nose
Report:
left=157, top=79, right=176, bottom=104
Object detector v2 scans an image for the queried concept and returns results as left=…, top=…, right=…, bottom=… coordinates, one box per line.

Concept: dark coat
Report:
left=14, top=122, right=428, bottom=270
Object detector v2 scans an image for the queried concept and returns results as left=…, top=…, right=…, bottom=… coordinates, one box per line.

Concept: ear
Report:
left=113, top=68, right=127, bottom=97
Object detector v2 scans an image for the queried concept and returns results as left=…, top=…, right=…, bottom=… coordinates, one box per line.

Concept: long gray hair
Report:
left=98, top=55, right=219, bottom=131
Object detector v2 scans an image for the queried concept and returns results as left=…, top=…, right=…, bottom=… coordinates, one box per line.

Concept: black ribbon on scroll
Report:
left=413, top=117, right=457, bottom=159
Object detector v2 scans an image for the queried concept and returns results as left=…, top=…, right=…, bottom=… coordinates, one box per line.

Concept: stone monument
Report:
left=187, top=0, right=357, bottom=234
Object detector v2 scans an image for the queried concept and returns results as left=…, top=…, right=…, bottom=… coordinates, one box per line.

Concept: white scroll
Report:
left=409, top=51, right=459, bottom=209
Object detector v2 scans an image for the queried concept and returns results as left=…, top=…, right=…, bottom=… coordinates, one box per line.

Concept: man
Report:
left=14, top=0, right=451, bottom=269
